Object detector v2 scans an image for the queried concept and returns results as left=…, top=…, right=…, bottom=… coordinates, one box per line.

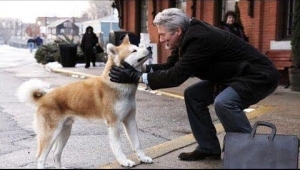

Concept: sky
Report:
left=0, top=1, right=89, bottom=23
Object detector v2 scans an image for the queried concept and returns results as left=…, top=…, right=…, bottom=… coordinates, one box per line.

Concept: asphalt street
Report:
left=0, top=46, right=212, bottom=168
left=1, top=46, right=299, bottom=169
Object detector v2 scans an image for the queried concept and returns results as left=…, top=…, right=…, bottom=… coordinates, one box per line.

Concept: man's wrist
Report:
left=141, top=73, right=148, bottom=84
left=135, top=73, right=148, bottom=84
left=134, top=72, right=142, bottom=83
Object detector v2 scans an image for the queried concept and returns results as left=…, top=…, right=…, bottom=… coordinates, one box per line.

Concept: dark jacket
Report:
left=146, top=19, right=280, bottom=105
left=35, top=36, right=43, bottom=46
left=27, top=38, right=35, bottom=44
left=80, top=26, right=98, bottom=50
left=220, top=21, right=248, bottom=42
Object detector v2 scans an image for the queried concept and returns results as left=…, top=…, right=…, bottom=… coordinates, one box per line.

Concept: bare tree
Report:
left=82, top=0, right=113, bottom=20
left=25, top=24, right=40, bottom=37
left=0, top=18, right=16, bottom=42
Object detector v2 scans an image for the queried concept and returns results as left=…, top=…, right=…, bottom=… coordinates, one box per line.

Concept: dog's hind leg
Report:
left=108, top=123, right=136, bottom=167
left=35, top=113, right=65, bottom=169
left=36, top=132, right=54, bottom=169
left=52, top=117, right=74, bottom=169
left=122, top=112, right=153, bottom=164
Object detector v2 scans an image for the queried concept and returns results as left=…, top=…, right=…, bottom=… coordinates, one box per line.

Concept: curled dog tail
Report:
left=17, top=78, right=51, bottom=107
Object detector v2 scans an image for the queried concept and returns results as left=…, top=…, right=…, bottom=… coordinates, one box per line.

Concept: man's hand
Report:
left=109, top=61, right=142, bottom=84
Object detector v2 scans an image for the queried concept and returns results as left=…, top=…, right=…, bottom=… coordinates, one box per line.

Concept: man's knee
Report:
left=214, top=94, right=237, bottom=116
left=214, top=97, right=227, bottom=112
left=184, top=86, right=192, bottom=98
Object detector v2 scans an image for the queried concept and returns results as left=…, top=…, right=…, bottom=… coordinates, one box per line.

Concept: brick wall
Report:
left=119, top=0, right=284, bottom=64
left=240, top=0, right=279, bottom=54
left=121, top=0, right=137, bottom=32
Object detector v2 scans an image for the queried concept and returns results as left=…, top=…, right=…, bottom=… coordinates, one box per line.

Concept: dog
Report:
left=16, top=35, right=153, bottom=168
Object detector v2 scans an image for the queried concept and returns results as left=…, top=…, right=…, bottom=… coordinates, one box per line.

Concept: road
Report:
left=0, top=45, right=219, bottom=168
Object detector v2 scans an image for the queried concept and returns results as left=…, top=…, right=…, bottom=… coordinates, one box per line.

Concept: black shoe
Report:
left=93, top=63, right=96, bottom=67
left=178, top=150, right=221, bottom=161
left=85, top=65, right=89, bottom=68
left=284, top=82, right=290, bottom=88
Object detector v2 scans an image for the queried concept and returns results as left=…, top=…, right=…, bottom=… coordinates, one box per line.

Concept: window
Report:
left=215, top=0, right=236, bottom=26
left=176, top=0, right=186, bottom=13
left=278, top=0, right=295, bottom=40
left=51, top=29, right=55, bottom=34
left=140, top=0, right=148, bottom=33
left=63, top=21, right=71, bottom=28
left=70, top=29, right=74, bottom=35
left=221, top=0, right=236, bottom=21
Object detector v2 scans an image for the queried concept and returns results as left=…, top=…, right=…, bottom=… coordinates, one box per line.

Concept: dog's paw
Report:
left=139, top=156, right=153, bottom=164
left=120, top=159, right=136, bottom=167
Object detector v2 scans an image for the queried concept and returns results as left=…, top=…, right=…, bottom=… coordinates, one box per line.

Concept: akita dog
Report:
left=16, top=35, right=153, bottom=168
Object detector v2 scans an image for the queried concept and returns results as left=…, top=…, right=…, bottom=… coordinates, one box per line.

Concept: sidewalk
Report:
left=45, top=62, right=300, bottom=169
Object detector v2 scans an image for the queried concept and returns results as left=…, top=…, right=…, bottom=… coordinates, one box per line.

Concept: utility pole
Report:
left=72, top=16, right=75, bottom=42
left=45, top=17, right=47, bottom=41
left=20, top=21, right=23, bottom=38
left=15, top=20, right=17, bottom=36
left=110, top=1, right=116, bottom=31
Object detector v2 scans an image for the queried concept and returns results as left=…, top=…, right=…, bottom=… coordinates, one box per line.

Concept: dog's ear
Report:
left=106, top=43, right=118, bottom=57
left=121, top=34, right=130, bottom=45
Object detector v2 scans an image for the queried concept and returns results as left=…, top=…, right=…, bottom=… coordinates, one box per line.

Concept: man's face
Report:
left=156, top=25, right=182, bottom=50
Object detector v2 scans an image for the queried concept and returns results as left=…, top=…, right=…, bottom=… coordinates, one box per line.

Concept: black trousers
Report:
left=84, top=48, right=96, bottom=67
left=184, top=80, right=252, bottom=154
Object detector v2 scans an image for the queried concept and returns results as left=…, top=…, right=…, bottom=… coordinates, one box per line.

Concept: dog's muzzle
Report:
left=137, top=46, right=153, bottom=62
left=147, top=46, right=152, bottom=54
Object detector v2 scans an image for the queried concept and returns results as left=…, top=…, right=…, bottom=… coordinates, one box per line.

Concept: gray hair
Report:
left=153, top=8, right=190, bottom=33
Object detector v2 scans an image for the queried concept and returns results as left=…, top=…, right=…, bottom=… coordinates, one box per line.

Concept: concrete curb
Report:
left=49, top=67, right=98, bottom=78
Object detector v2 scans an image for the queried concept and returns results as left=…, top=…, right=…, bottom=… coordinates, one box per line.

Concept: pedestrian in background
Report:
left=35, top=36, right=43, bottom=48
left=80, top=26, right=99, bottom=68
left=220, top=10, right=249, bottom=42
left=109, top=8, right=280, bottom=161
left=27, top=38, right=35, bottom=53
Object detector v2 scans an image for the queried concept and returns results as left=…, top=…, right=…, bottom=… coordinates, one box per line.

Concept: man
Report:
left=35, top=36, right=43, bottom=48
left=109, top=8, right=280, bottom=161
left=27, top=38, right=35, bottom=53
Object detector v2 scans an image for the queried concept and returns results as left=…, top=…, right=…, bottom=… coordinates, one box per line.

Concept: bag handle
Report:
left=250, top=121, right=276, bottom=141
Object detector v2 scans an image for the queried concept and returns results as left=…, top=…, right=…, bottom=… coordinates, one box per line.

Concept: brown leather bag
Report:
left=223, top=121, right=299, bottom=169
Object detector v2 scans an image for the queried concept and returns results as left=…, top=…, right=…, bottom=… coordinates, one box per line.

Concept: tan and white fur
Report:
left=16, top=35, right=153, bottom=168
